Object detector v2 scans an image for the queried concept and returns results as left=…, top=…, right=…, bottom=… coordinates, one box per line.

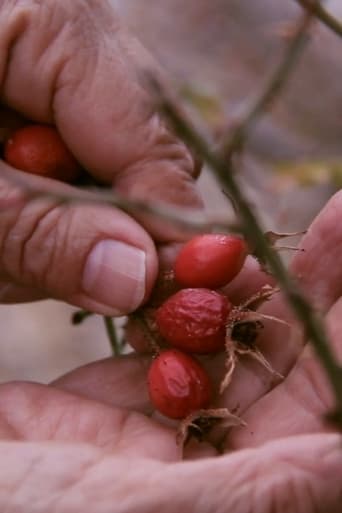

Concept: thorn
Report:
left=220, top=341, right=237, bottom=394
left=236, top=343, right=284, bottom=380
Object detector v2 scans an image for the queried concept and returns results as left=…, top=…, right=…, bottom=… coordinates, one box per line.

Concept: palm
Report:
left=1, top=192, right=340, bottom=458
left=0, top=194, right=341, bottom=512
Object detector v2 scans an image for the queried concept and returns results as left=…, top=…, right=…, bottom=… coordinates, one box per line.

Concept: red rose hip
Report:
left=156, top=288, right=231, bottom=354
left=174, top=234, right=248, bottom=289
left=148, top=349, right=212, bottom=419
left=4, top=124, right=81, bottom=182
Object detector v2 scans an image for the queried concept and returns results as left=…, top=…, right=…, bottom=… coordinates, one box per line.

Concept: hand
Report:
left=0, top=0, right=202, bottom=313
left=0, top=193, right=341, bottom=512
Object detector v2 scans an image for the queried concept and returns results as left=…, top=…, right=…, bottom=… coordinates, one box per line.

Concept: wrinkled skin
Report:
left=0, top=1, right=342, bottom=511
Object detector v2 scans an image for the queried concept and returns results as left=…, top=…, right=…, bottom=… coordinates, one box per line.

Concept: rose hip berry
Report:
left=4, top=124, right=81, bottom=182
left=174, top=234, right=248, bottom=289
left=155, top=288, right=231, bottom=354
left=147, top=349, right=212, bottom=419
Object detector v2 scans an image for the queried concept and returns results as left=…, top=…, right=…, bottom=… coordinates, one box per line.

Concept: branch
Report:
left=0, top=166, right=239, bottom=235
left=104, top=316, right=121, bottom=357
left=295, top=0, right=342, bottom=38
left=151, top=78, right=342, bottom=426
left=222, top=11, right=312, bottom=157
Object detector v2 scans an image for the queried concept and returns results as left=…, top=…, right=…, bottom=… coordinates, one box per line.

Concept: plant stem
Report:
left=295, top=0, right=342, bottom=38
left=222, top=12, right=312, bottom=157
left=154, top=81, right=342, bottom=425
left=104, top=316, right=120, bottom=357
left=72, top=309, right=94, bottom=325
left=2, top=166, right=239, bottom=235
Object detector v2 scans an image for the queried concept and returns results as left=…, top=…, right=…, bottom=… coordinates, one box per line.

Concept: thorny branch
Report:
left=222, top=11, right=312, bottom=157
left=148, top=9, right=342, bottom=424
left=0, top=166, right=239, bottom=235
left=104, top=316, right=121, bottom=356
left=295, top=0, right=342, bottom=39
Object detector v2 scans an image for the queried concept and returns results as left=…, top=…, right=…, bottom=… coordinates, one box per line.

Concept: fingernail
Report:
left=82, top=240, right=146, bottom=314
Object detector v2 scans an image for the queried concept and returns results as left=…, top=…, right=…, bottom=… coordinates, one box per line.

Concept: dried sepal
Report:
left=220, top=288, right=286, bottom=393
left=176, top=408, right=245, bottom=446
left=220, top=335, right=238, bottom=394
left=239, top=284, right=279, bottom=311
left=235, top=342, right=283, bottom=381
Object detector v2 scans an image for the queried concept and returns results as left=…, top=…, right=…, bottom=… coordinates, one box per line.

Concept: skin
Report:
left=0, top=1, right=341, bottom=511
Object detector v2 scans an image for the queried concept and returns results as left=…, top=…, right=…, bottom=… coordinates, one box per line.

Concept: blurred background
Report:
left=1, top=0, right=341, bottom=383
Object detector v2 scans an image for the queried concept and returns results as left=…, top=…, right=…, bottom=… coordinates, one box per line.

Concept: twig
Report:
left=104, top=316, right=120, bottom=357
left=222, top=11, right=312, bottom=157
left=72, top=309, right=94, bottom=325
left=295, top=0, right=342, bottom=38
left=151, top=78, right=342, bottom=426
left=0, top=166, right=239, bottom=235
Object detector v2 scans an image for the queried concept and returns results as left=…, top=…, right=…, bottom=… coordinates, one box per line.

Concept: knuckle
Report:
left=0, top=196, right=64, bottom=290
left=2, top=0, right=119, bottom=114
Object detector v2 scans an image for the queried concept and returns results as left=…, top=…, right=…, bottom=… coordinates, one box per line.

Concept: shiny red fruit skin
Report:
left=4, top=124, right=81, bottom=182
left=174, top=234, right=248, bottom=289
left=148, top=349, right=212, bottom=419
left=156, top=288, right=231, bottom=354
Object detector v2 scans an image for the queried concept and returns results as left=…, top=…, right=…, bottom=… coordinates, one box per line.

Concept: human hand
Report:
left=0, top=193, right=341, bottom=512
left=0, top=0, right=202, bottom=312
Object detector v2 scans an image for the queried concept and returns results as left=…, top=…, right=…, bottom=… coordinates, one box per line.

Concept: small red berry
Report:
left=4, top=124, right=81, bottom=182
left=156, top=288, right=231, bottom=354
left=174, top=234, right=248, bottom=289
left=148, top=349, right=212, bottom=419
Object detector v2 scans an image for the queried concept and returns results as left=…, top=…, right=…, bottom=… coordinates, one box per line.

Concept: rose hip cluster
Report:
left=146, top=234, right=254, bottom=427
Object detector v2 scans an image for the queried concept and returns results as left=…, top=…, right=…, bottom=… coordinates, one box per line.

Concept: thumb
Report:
left=0, top=167, right=157, bottom=315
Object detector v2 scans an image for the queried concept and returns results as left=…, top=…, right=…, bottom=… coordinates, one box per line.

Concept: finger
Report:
left=292, top=190, right=342, bottom=311
left=217, top=191, right=342, bottom=416
left=0, top=168, right=158, bottom=314
left=1, top=0, right=203, bottom=241
left=52, top=354, right=152, bottom=414
left=227, top=297, right=342, bottom=450
left=0, top=434, right=340, bottom=512
left=0, top=381, right=180, bottom=461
